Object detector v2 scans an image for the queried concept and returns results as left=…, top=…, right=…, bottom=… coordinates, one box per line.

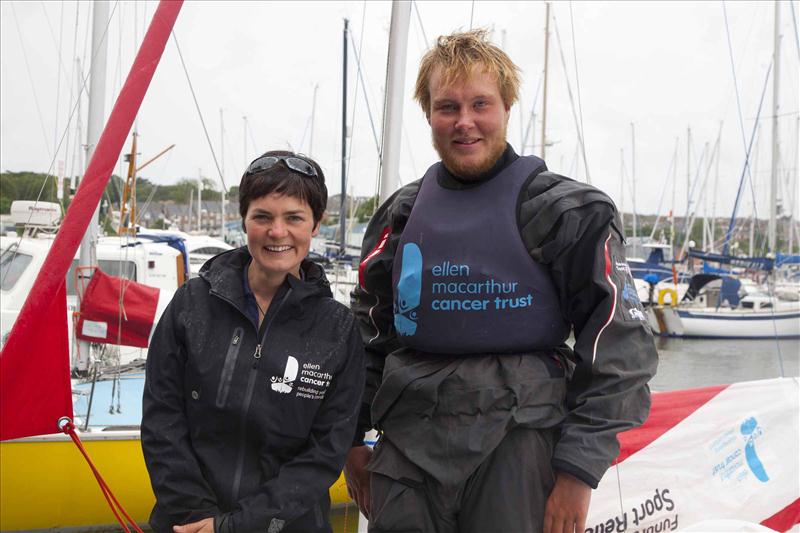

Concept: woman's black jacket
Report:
left=142, top=247, right=365, bottom=533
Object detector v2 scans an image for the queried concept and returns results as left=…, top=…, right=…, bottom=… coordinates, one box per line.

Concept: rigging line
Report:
left=64, top=2, right=81, bottom=186
left=344, top=3, right=370, bottom=197
left=39, top=1, right=73, bottom=109
left=11, top=1, right=54, bottom=162
left=723, top=62, right=773, bottom=255
left=412, top=1, right=429, bottom=47
left=348, top=31, right=383, bottom=156
left=521, top=75, right=543, bottom=154
left=469, top=0, right=476, bottom=29
left=790, top=0, right=800, bottom=62
left=171, top=31, right=229, bottom=194
left=248, top=123, right=260, bottom=159
left=649, top=148, right=678, bottom=240
left=136, top=150, right=177, bottom=226
left=722, top=1, right=756, bottom=190
left=551, top=8, right=591, bottom=183
left=10, top=0, right=120, bottom=237
left=53, top=1, right=66, bottom=160
left=568, top=2, right=587, bottom=175
left=297, top=112, right=313, bottom=154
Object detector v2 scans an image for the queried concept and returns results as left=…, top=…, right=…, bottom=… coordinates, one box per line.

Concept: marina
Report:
left=2, top=0, right=799, bottom=530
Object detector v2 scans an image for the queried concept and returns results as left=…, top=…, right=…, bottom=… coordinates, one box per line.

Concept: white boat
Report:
left=647, top=274, right=800, bottom=339
left=138, top=228, right=233, bottom=278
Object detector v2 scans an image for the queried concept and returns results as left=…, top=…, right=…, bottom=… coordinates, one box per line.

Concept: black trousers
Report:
left=368, top=427, right=556, bottom=533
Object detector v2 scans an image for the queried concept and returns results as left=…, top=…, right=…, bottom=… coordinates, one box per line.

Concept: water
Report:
left=650, top=337, right=799, bottom=391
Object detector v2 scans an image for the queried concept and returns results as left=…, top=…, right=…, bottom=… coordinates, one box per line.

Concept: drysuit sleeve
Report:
left=142, top=284, right=221, bottom=531
left=520, top=173, right=658, bottom=488
left=214, top=318, right=366, bottom=533
left=349, top=181, right=421, bottom=445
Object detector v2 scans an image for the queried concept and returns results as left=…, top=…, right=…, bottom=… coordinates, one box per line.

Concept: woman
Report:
left=142, top=151, right=365, bottom=533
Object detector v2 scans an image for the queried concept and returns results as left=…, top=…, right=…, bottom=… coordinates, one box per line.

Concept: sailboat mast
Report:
left=671, top=137, right=677, bottom=259
left=619, top=148, right=625, bottom=235
left=310, top=84, right=318, bottom=159
left=769, top=0, right=781, bottom=253
left=197, top=168, right=202, bottom=232
left=540, top=2, right=551, bottom=161
left=631, top=123, right=638, bottom=257
left=378, top=1, right=411, bottom=204
left=75, top=0, right=109, bottom=372
left=340, top=18, right=349, bottom=257
left=220, top=108, right=226, bottom=241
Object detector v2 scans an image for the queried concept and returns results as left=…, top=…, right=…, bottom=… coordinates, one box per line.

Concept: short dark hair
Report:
left=238, top=150, right=327, bottom=229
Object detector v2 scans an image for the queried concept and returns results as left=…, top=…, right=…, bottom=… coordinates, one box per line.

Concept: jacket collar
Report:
left=199, top=246, right=333, bottom=317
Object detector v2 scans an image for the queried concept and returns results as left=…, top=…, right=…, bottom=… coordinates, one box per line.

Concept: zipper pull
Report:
left=254, top=344, right=262, bottom=359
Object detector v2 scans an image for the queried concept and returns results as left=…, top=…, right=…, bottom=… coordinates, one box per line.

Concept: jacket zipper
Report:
left=230, top=289, right=291, bottom=501
left=215, top=327, right=245, bottom=408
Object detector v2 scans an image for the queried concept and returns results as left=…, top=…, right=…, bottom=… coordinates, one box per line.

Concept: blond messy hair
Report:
left=413, top=28, right=521, bottom=118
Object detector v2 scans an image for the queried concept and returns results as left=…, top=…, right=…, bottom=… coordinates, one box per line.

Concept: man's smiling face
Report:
left=427, top=65, right=510, bottom=180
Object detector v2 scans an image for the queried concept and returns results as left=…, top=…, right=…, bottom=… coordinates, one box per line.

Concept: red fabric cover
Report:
left=76, top=269, right=159, bottom=348
left=0, top=0, right=182, bottom=441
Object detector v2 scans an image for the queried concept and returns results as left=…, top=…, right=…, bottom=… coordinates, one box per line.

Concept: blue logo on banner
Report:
left=395, top=243, right=422, bottom=336
left=740, top=417, right=769, bottom=482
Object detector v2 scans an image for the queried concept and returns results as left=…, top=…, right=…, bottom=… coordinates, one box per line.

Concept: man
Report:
left=345, top=29, right=657, bottom=533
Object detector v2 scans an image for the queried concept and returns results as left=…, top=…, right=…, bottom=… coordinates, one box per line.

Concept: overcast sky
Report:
left=1, top=1, right=798, bottom=224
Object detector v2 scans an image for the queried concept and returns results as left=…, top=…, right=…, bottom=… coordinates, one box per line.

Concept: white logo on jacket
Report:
left=270, top=356, right=298, bottom=393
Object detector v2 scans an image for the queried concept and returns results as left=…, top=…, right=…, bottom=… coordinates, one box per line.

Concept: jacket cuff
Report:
left=552, top=458, right=600, bottom=489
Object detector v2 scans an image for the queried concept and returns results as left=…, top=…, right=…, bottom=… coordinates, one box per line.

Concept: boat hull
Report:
left=648, top=306, right=800, bottom=339
left=0, top=431, right=351, bottom=531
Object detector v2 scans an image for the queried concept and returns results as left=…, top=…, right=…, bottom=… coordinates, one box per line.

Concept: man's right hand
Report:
left=343, top=445, right=373, bottom=518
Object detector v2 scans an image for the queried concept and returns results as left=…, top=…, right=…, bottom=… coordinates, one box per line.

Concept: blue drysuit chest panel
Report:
left=392, top=156, right=570, bottom=354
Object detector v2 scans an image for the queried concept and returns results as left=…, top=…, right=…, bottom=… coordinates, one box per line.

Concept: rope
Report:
left=171, top=31, right=229, bottom=194
left=59, top=419, right=144, bottom=533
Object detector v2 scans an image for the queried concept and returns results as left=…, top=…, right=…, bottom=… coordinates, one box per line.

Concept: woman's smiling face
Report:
left=244, top=192, right=319, bottom=281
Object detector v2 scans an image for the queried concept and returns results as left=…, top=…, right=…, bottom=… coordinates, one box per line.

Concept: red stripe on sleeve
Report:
left=359, top=225, right=391, bottom=289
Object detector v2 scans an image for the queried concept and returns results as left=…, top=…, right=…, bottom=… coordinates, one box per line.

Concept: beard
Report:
left=433, top=132, right=507, bottom=181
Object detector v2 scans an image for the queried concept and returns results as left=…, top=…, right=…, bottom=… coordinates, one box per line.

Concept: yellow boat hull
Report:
left=0, top=431, right=351, bottom=530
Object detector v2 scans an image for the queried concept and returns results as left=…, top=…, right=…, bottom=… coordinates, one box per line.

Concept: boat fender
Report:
left=657, top=288, right=678, bottom=307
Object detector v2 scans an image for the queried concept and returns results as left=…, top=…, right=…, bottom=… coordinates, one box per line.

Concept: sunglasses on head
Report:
left=245, top=155, right=318, bottom=177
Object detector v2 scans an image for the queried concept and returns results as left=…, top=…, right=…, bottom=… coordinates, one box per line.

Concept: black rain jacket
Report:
left=351, top=145, right=657, bottom=489
left=142, top=246, right=365, bottom=533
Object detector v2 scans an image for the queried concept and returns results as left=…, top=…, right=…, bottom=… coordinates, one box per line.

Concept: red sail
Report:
left=0, top=0, right=183, bottom=441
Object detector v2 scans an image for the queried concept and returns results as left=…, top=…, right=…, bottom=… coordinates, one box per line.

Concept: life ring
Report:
left=657, top=287, right=678, bottom=307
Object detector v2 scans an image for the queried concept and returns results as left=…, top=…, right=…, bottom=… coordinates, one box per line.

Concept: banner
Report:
left=586, top=378, right=799, bottom=532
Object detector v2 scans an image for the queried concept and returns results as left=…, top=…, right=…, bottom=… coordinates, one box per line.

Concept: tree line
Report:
left=0, top=171, right=237, bottom=214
